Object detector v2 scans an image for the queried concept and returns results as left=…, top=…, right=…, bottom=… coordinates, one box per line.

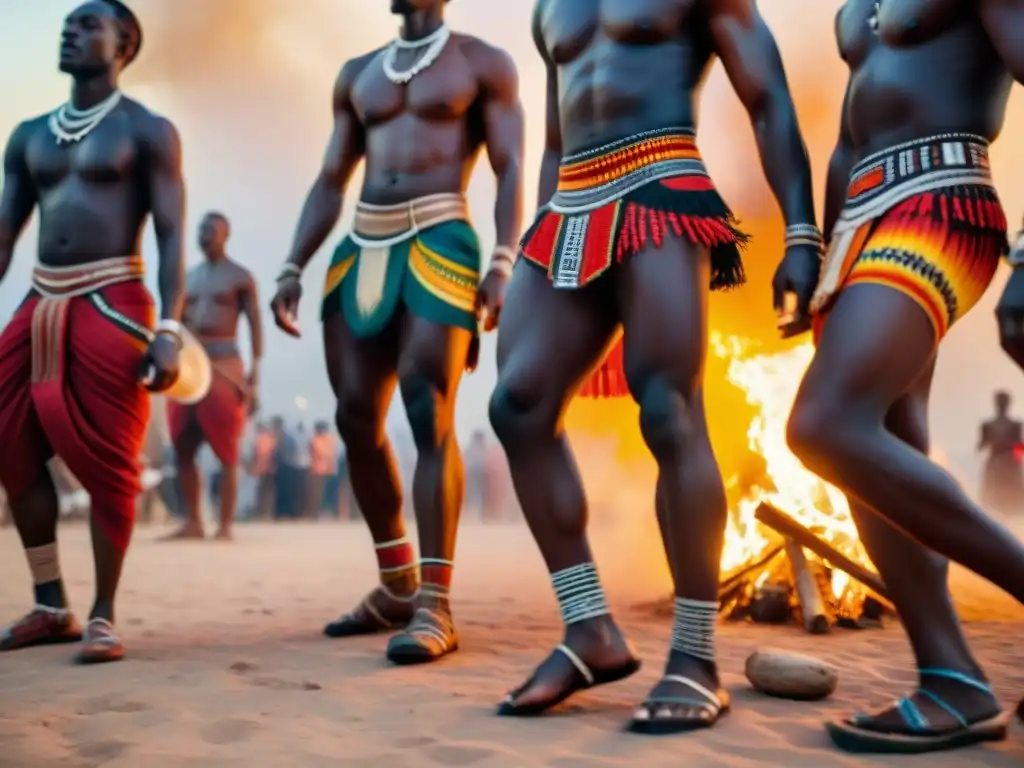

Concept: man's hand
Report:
left=270, top=276, right=302, bottom=338
left=476, top=267, right=509, bottom=332
left=772, top=244, right=821, bottom=339
left=139, top=333, right=181, bottom=392
left=997, top=267, right=1024, bottom=369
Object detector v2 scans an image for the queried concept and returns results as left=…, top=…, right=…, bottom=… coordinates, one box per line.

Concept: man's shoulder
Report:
left=455, top=33, right=515, bottom=68
left=7, top=114, right=51, bottom=147
left=121, top=98, right=181, bottom=150
left=338, top=48, right=386, bottom=84
left=224, top=258, right=256, bottom=282
left=454, top=34, right=518, bottom=87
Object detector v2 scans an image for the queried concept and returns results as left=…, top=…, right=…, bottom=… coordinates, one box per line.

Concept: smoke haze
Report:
left=2, top=2, right=1024, bottom=542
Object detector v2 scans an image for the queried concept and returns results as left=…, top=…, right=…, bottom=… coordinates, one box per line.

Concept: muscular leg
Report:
left=384, top=315, right=471, bottom=664
left=831, top=360, right=1002, bottom=747
left=215, top=463, right=238, bottom=539
left=321, top=312, right=417, bottom=637
left=490, top=263, right=639, bottom=715
left=1, top=468, right=84, bottom=651
left=787, top=285, right=1024, bottom=602
left=787, top=285, right=1024, bottom=748
left=163, top=417, right=206, bottom=540
left=609, top=235, right=729, bottom=733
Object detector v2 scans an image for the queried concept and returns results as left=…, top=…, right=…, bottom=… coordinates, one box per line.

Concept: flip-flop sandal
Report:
left=0, top=605, right=82, bottom=651
left=386, top=607, right=458, bottom=665
left=323, top=587, right=414, bottom=638
left=826, top=668, right=1009, bottom=754
left=627, top=673, right=730, bottom=734
left=497, top=643, right=642, bottom=716
left=76, top=618, right=125, bottom=664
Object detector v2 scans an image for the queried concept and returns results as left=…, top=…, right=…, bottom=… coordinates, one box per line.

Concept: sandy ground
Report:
left=1, top=520, right=1022, bottom=768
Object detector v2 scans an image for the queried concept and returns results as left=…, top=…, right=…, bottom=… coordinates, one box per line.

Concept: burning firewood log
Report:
left=784, top=538, right=831, bottom=634
left=755, top=502, right=892, bottom=606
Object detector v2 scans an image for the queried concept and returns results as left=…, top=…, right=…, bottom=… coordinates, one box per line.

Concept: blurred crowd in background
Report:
left=0, top=398, right=518, bottom=529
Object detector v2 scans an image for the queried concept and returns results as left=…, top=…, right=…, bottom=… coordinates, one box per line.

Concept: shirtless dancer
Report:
left=489, top=0, right=818, bottom=731
left=0, top=0, right=184, bottom=663
left=270, top=0, right=523, bottom=664
left=165, top=212, right=261, bottom=541
left=786, top=0, right=1024, bottom=753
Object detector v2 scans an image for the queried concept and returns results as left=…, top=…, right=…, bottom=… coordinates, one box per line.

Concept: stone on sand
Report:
left=745, top=650, right=838, bottom=701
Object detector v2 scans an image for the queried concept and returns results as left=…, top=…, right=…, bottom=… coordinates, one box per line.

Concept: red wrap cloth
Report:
left=167, top=355, right=247, bottom=466
left=0, top=258, right=152, bottom=552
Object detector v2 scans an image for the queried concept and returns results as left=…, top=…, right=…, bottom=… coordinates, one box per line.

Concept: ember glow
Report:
left=712, top=333, right=872, bottom=609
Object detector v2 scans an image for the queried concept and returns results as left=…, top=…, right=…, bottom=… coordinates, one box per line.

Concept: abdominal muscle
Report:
left=359, top=112, right=478, bottom=205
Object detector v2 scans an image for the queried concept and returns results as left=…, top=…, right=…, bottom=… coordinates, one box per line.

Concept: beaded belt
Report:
left=549, top=127, right=709, bottom=215
left=351, top=193, right=468, bottom=248
left=32, top=256, right=145, bottom=299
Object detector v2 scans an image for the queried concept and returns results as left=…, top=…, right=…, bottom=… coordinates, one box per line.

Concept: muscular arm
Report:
left=143, top=116, right=186, bottom=322
left=474, top=44, right=525, bottom=254
left=532, top=2, right=562, bottom=209
left=707, top=0, right=816, bottom=228
left=823, top=83, right=855, bottom=242
left=285, top=58, right=368, bottom=271
left=0, top=122, right=37, bottom=284
left=981, top=0, right=1024, bottom=83
left=240, top=272, right=263, bottom=379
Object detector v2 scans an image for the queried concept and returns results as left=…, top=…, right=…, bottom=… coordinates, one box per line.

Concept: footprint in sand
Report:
left=75, top=696, right=153, bottom=716
left=250, top=675, right=322, bottom=691
left=394, top=736, right=437, bottom=749
left=424, top=745, right=498, bottom=766
left=74, top=739, right=133, bottom=761
left=200, top=718, right=264, bottom=745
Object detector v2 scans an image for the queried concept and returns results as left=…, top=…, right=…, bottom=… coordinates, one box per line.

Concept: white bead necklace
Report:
left=382, top=23, right=451, bottom=85
left=48, top=90, right=123, bottom=145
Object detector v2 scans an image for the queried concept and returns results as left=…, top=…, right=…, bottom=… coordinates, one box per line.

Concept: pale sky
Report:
left=3, top=1, right=1024, bottom=486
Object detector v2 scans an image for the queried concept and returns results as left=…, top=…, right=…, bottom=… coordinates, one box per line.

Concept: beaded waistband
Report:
left=842, top=133, right=993, bottom=224
left=551, top=127, right=708, bottom=215
left=352, top=193, right=468, bottom=248
left=32, top=256, right=145, bottom=299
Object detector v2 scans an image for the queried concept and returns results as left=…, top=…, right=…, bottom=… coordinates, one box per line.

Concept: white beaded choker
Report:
left=382, top=23, right=451, bottom=85
left=48, top=90, right=123, bottom=145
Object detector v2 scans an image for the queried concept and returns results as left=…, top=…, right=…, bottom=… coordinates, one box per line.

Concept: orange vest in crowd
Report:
left=252, top=433, right=276, bottom=476
left=310, top=434, right=336, bottom=476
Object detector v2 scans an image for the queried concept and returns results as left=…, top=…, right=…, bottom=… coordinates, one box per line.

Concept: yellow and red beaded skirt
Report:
left=519, top=127, right=748, bottom=397
left=811, top=133, right=1008, bottom=344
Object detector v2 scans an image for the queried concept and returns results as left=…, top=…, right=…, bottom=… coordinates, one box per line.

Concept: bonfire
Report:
left=643, top=334, right=891, bottom=633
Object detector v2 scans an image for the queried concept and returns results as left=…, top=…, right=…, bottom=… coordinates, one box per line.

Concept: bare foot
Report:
left=825, top=669, right=1007, bottom=754
left=75, top=618, right=125, bottom=664
left=160, top=524, right=205, bottom=541
left=323, top=586, right=416, bottom=638
left=214, top=528, right=233, bottom=541
left=0, top=606, right=83, bottom=651
left=497, top=615, right=641, bottom=716
left=627, top=651, right=730, bottom=734
left=386, top=597, right=458, bottom=665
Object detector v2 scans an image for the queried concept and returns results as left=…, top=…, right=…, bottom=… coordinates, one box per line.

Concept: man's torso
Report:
left=535, top=0, right=714, bottom=154
left=985, top=417, right=1023, bottom=455
left=349, top=33, right=494, bottom=205
left=182, top=259, right=250, bottom=357
left=837, top=0, right=1012, bottom=156
left=23, top=98, right=157, bottom=267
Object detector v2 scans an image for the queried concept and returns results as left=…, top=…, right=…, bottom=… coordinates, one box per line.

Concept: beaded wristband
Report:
left=276, top=263, right=302, bottom=282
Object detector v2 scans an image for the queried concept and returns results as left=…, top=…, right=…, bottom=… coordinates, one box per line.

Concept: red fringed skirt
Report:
left=519, top=128, right=748, bottom=398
